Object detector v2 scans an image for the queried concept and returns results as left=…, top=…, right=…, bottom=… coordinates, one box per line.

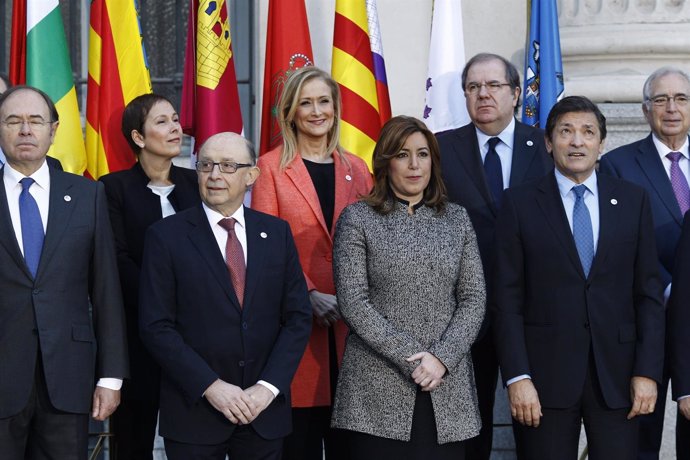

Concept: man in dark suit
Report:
left=599, top=66, right=690, bottom=459
left=493, top=96, right=665, bottom=459
left=669, top=213, right=690, bottom=459
left=139, top=132, right=312, bottom=460
left=0, top=86, right=128, bottom=459
left=436, top=52, right=552, bottom=459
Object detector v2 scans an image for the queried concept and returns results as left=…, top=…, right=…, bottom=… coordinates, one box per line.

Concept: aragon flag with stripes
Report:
left=332, top=0, right=391, bottom=169
left=9, top=0, right=87, bottom=174
left=86, top=0, right=152, bottom=179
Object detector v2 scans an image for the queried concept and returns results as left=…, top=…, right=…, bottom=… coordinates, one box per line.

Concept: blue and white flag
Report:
left=522, top=0, right=564, bottom=128
left=423, top=0, right=469, bottom=133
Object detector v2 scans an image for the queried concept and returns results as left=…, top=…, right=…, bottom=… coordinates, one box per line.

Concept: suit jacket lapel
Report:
left=535, top=173, right=586, bottom=277
left=509, top=122, right=542, bottom=186
left=285, top=155, right=330, bottom=235
left=455, top=124, right=495, bottom=213
left=636, top=134, right=683, bottom=225
left=242, top=208, right=266, bottom=311
left=332, top=154, right=354, bottom=236
left=0, top=167, right=29, bottom=276
left=588, top=175, right=618, bottom=279
left=35, top=170, right=76, bottom=280
left=188, top=206, right=242, bottom=312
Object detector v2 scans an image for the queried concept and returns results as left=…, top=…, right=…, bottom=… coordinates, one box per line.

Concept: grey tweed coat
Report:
left=331, top=200, right=486, bottom=444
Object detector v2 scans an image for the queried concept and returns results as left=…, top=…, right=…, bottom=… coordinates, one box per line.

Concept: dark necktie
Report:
left=19, top=178, right=44, bottom=277
left=484, top=137, right=504, bottom=209
left=219, top=218, right=246, bottom=306
left=572, top=184, right=594, bottom=277
left=666, top=151, right=690, bottom=215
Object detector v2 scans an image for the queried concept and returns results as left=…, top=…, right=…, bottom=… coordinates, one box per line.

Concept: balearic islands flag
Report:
left=10, top=0, right=86, bottom=174
left=86, top=0, right=152, bottom=179
left=522, top=0, right=564, bottom=128
left=332, top=0, right=391, bottom=169
left=259, top=0, right=314, bottom=155
left=181, top=0, right=244, bottom=154
left=423, top=0, right=470, bottom=133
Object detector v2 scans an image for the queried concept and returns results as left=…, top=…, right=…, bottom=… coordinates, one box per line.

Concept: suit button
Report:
left=239, top=361, right=245, bottom=367
left=32, top=289, right=40, bottom=295
left=242, top=322, right=248, bottom=330
left=326, top=254, right=333, bottom=262
left=584, top=322, right=590, bottom=329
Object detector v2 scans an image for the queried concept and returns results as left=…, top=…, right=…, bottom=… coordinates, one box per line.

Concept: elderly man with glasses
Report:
left=600, top=66, right=690, bottom=460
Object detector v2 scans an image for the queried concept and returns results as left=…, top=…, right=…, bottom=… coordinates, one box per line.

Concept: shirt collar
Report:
left=203, top=202, right=246, bottom=230
left=554, top=168, right=598, bottom=200
left=3, top=159, right=51, bottom=190
left=475, top=117, right=516, bottom=151
left=652, top=134, right=689, bottom=160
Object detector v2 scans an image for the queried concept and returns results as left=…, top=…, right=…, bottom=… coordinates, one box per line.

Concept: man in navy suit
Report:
left=599, top=66, right=690, bottom=459
left=493, top=96, right=665, bottom=459
left=139, top=132, right=312, bottom=460
left=437, top=52, right=552, bottom=459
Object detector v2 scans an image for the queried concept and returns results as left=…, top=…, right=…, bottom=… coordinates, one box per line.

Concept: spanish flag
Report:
left=86, top=0, right=152, bottom=179
left=10, top=0, right=86, bottom=174
left=332, top=0, right=391, bottom=169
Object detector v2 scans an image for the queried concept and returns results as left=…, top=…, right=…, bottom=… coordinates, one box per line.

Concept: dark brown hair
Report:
left=121, top=93, right=175, bottom=154
left=364, top=116, right=447, bottom=214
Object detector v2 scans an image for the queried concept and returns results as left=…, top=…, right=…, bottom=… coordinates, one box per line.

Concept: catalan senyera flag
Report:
left=424, top=0, right=470, bottom=133
left=10, top=0, right=86, bottom=174
left=259, top=0, right=313, bottom=155
left=86, top=0, right=152, bottom=179
left=181, top=0, right=243, bottom=154
left=522, top=0, right=564, bottom=128
left=332, top=0, right=391, bottom=169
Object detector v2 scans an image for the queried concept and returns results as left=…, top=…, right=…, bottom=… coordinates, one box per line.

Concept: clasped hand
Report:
left=406, top=352, right=447, bottom=391
left=204, top=380, right=275, bottom=425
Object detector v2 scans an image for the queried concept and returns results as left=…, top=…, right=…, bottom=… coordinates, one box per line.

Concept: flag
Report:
left=423, top=0, right=470, bottom=133
left=10, top=0, right=86, bottom=174
left=332, top=0, right=391, bottom=168
left=259, top=0, right=313, bottom=155
left=181, top=0, right=243, bottom=155
left=86, top=0, right=152, bottom=179
left=522, top=0, right=564, bottom=128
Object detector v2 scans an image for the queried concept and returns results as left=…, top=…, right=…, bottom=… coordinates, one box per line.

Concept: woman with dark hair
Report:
left=331, top=116, right=485, bottom=459
left=251, top=65, right=372, bottom=460
left=99, top=93, right=200, bottom=460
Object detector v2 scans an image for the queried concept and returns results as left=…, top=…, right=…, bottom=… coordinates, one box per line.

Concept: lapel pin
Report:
left=526, top=140, right=534, bottom=147
left=260, top=232, right=268, bottom=239
left=345, top=174, right=352, bottom=181
left=64, top=195, right=71, bottom=202
left=611, top=199, right=618, bottom=205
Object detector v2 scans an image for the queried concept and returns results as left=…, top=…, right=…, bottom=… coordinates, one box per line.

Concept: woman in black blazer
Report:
left=99, top=93, right=200, bottom=460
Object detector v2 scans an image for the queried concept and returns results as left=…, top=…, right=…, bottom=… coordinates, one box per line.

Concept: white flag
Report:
left=423, top=0, right=469, bottom=133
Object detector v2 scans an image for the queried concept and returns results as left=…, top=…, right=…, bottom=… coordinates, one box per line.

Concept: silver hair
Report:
left=643, top=66, right=690, bottom=101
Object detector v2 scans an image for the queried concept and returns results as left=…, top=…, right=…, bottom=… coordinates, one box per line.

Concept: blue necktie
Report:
left=572, top=184, right=594, bottom=277
left=484, top=137, right=504, bottom=209
left=19, top=178, right=44, bottom=277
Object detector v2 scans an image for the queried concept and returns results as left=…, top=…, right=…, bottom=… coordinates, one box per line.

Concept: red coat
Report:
left=252, top=147, right=372, bottom=407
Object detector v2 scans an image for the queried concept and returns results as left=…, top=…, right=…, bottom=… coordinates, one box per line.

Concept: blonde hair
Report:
left=277, top=66, right=345, bottom=170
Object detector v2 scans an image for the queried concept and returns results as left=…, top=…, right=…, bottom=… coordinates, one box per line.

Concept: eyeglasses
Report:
left=647, top=94, right=690, bottom=106
left=195, top=160, right=253, bottom=174
left=1, top=118, right=54, bottom=131
left=465, top=82, right=513, bottom=95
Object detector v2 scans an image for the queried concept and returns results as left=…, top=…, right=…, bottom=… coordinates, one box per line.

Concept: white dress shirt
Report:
left=147, top=183, right=176, bottom=218
left=476, top=117, right=516, bottom=189
left=3, top=161, right=122, bottom=390
left=201, top=203, right=279, bottom=397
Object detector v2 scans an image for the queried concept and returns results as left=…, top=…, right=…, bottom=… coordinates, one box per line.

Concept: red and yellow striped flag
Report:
left=332, top=0, right=391, bottom=169
left=86, top=0, right=151, bottom=179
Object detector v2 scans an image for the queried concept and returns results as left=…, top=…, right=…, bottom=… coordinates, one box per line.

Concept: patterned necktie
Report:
left=19, top=178, right=45, bottom=277
left=484, top=137, right=504, bottom=209
left=666, top=151, right=690, bottom=215
left=572, top=184, right=594, bottom=277
left=219, top=218, right=246, bottom=306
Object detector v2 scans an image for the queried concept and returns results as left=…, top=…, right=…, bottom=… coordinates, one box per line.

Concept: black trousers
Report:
left=464, top=329, right=499, bottom=460
left=110, top=396, right=159, bottom=460
left=165, top=425, right=283, bottom=460
left=347, top=390, right=465, bottom=460
left=677, top=409, right=690, bottom=460
left=282, top=407, right=348, bottom=460
left=0, top=356, right=89, bottom=460
left=514, top=358, right=639, bottom=460
left=637, top=372, right=668, bottom=460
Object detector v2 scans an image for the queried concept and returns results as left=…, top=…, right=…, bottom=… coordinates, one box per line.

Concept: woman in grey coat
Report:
left=331, top=116, right=486, bottom=459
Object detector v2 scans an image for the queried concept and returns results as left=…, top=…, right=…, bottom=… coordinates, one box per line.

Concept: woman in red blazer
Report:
left=252, top=66, right=372, bottom=460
